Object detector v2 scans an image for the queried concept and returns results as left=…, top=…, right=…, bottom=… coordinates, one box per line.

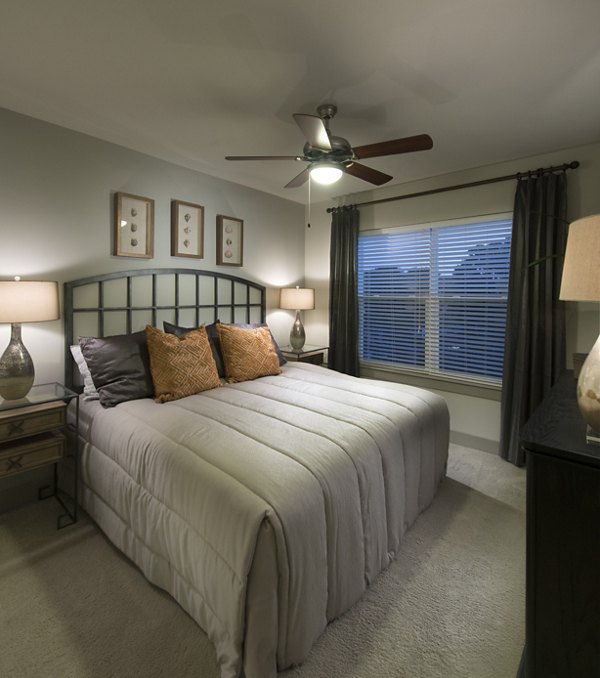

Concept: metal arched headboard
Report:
left=64, top=268, right=266, bottom=390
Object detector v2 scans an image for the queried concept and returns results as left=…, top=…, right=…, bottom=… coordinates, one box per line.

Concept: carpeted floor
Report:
left=0, top=444, right=525, bottom=678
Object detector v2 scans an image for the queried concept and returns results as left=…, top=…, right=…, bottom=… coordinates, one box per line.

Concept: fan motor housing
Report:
left=303, top=136, right=353, bottom=162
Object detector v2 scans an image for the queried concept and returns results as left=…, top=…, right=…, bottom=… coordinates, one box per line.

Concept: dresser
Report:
left=519, top=371, right=600, bottom=677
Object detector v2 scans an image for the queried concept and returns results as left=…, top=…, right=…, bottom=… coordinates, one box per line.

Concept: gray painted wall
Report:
left=0, top=107, right=305, bottom=386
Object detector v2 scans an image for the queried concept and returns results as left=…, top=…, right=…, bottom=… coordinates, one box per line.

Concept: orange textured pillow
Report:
left=145, top=325, right=221, bottom=402
left=217, top=322, right=281, bottom=383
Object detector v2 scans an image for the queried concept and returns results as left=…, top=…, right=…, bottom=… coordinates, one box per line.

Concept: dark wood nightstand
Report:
left=280, top=345, right=328, bottom=365
left=0, top=382, right=79, bottom=528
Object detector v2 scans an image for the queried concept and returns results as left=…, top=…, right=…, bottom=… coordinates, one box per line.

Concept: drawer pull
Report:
left=7, top=455, right=24, bottom=470
left=8, top=420, right=25, bottom=436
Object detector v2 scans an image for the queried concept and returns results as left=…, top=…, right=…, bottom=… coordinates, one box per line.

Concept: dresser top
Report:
left=520, top=371, right=600, bottom=468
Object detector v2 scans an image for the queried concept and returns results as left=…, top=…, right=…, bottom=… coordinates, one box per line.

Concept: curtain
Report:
left=499, top=172, right=568, bottom=466
left=328, top=205, right=360, bottom=376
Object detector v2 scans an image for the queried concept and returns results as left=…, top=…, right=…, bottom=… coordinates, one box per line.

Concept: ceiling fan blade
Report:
left=344, top=162, right=392, bottom=186
left=293, top=113, right=331, bottom=151
left=284, top=167, right=310, bottom=188
left=225, top=155, right=300, bottom=161
left=353, top=134, right=433, bottom=159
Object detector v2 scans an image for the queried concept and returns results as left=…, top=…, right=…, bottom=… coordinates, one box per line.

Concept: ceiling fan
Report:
left=225, top=103, right=433, bottom=188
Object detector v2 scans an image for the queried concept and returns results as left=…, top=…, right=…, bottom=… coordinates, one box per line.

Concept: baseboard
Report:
left=450, top=431, right=499, bottom=455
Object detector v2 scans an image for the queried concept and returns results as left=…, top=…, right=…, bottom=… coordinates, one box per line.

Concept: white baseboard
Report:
left=450, top=431, right=499, bottom=455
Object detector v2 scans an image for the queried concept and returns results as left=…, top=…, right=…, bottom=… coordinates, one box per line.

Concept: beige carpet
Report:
left=0, top=445, right=525, bottom=678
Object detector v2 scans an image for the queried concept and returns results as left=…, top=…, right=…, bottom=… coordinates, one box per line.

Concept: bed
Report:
left=64, top=268, right=450, bottom=678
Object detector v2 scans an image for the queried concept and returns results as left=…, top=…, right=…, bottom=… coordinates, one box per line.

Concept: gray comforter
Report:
left=77, top=362, right=449, bottom=677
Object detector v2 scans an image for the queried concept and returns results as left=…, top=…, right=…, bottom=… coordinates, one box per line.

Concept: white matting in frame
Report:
left=171, top=200, right=204, bottom=258
left=114, top=192, right=154, bottom=259
left=217, top=215, right=243, bottom=266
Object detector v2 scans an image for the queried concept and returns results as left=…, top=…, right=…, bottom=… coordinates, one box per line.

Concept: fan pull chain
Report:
left=307, top=175, right=311, bottom=228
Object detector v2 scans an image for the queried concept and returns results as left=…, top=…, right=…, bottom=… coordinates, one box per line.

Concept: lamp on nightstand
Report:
left=560, top=214, right=600, bottom=440
left=0, top=278, right=60, bottom=400
left=279, top=286, right=315, bottom=351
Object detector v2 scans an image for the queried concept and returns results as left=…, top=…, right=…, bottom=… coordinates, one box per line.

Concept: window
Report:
left=358, top=216, right=512, bottom=386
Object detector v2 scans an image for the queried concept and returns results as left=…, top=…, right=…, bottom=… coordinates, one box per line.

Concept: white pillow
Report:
left=70, top=344, right=100, bottom=400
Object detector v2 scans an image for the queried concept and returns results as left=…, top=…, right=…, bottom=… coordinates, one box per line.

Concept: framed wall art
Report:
left=216, top=215, right=244, bottom=266
left=171, top=200, right=204, bottom=258
left=114, top=192, right=154, bottom=258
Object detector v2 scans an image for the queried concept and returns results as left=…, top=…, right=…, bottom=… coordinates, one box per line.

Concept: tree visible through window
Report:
left=358, top=217, right=512, bottom=384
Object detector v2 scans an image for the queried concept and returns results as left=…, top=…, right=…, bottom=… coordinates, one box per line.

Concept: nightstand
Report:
left=0, top=382, right=79, bottom=528
left=281, top=345, right=328, bottom=365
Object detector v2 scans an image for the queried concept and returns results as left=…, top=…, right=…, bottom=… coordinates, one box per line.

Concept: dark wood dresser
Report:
left=519, top=371, right=600, bottom=677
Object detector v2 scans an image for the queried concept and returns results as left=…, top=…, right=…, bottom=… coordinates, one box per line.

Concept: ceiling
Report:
left=2, top=0, right=600, bottom=204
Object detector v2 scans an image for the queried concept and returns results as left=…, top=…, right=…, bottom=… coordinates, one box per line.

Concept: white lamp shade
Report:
left=279, top=287, right=315, bottom=311
left=560, top=214, right=600, bottom=302
left=309, top=164, right=343, bottom=185
left=0, top=280, right=60, bottom=323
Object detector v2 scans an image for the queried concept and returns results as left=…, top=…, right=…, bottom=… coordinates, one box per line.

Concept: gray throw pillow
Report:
left=79, top=330, right=153, bottom=408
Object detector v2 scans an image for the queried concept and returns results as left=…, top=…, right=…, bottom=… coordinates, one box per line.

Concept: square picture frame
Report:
left=171, top=200, right=204, bottom=258
left=216, top=215, right=244, bottom=266
left=114, top=192, right=154, bottom=259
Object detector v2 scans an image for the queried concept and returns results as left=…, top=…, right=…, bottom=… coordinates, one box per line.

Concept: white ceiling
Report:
left=2, top=0, right=600, bottom=204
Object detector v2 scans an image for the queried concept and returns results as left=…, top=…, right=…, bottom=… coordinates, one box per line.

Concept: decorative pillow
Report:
left=163, top=320, right=286, bottom=378
left=79, top=331, right=154, bottom=408
left=69, top=344, right=99, bottom=400
left=145, top=325, right=221, bottom=403
left=163, top=321, right=224, bottom=377
left=217, top=322, right=281, bottom=383
left=231, top=323, right=287, bottom=367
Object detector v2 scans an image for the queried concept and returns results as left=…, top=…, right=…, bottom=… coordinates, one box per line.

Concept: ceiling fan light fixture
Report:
left=309, top=162, right=343, bottom=185
left=226, top=104, right=433, bottom=189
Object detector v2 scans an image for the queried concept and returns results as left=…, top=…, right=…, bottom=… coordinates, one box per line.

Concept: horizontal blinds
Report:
left=358, top=218, right=512, bottom=384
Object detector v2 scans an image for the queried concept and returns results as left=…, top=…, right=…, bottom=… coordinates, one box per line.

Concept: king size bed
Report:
left=64, top=268, right=449, bottom=678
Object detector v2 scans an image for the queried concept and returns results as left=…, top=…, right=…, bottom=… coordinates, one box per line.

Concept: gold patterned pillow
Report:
left=145, top=325, right=221, bottom=402
left=217, top=322, right=281, bottom=383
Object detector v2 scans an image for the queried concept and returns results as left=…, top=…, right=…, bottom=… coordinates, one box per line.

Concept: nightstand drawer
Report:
left=0, top=401, right=66, bottom=442
left=280, top=346, right=328, bottom=365
left=294, top=352, right=324, bottom=365
left=0, top=431, right=65, bottom=478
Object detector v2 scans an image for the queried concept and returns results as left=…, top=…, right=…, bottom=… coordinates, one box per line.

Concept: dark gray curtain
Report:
left=328, top=205, right=359, bottom=375
left=499, top=173, right=568, bottom=466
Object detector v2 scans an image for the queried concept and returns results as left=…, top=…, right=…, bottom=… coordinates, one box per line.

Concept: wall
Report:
left=0, top=107, right=305, bottom=509
left=305, top=140, right=600, bottom=451
left=2, top=104, right=599, bottom=490
left=0, top=108, right=306, bottom=381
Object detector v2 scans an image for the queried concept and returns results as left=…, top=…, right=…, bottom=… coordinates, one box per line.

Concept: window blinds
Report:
left=358, top=218, right=512, bottom=385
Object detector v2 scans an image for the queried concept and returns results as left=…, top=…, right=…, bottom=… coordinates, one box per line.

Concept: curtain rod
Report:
left=326, top=160, right=579, bottom=213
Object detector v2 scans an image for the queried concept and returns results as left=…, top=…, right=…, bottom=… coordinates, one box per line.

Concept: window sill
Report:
left=360, top=362, right=502, bottom=401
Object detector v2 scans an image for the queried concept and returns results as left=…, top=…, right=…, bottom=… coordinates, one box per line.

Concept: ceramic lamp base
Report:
left=289, top=310, right=306, bottom=351
left=0, top=323, right=34, bottom=400
left=576, top=332, right=600, bottom=442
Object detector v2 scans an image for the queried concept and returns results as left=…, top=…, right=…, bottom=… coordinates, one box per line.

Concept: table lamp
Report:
left=0, top=278, right=60, bottom=400
left=559, top=214, right=600, bottom=439
left=279, top=286, right=315, bottom=351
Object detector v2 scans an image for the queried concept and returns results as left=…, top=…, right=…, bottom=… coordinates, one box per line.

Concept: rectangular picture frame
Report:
left=216, top=215, right=244, bottom=266
left=114, top=192, right=154, bottom=259
left=171, top=200, right=204, bottom=258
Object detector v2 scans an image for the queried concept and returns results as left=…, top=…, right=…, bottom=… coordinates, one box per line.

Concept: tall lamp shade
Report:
left=0, top=279, right=60, bottom=400
left=279, top=286, right=315, bottom=351
left=560, top=214, right=600, bottom=435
